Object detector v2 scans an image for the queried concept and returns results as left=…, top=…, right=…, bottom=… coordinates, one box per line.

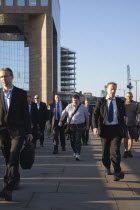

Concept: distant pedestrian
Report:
left=136, top=103, right=140, bottom=140
left=123, top=92, right=139, bottom=158
left=50, top=94, right=68, bottom=154
left=46, top=105, right=52, bottom=140
left=93, top=82, right=125, bottom=181
left=82, top=99, right=93, bottom=145
left=59, top=94, right=89, bottom=160
left=34, top=95, right=48, bottom=147
left=27, top=95, right=38, bottom=147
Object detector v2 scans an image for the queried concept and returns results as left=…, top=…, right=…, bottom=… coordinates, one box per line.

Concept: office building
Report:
left=0, top=0, right=60, bottom=104
left=60, top=47, right=76, bottom=102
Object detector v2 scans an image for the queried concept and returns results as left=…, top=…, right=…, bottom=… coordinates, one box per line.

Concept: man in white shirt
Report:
left=59, top=94, right=89, bottom=160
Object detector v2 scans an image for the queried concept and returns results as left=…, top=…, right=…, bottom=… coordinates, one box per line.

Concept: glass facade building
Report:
left=0, top=0, right=60, bottom=103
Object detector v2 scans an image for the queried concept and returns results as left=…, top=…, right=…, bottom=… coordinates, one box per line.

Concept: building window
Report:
left=41, top=0, right=48, bottom=6
left=29, top=0, right=36, bottom=6
left=0, top=0, right=1, bottom=6
left=17, top=0, right=25, bottom=6
left=0, top=38, right=29, bottom=91
left=6, top=0, right=13, bottom=6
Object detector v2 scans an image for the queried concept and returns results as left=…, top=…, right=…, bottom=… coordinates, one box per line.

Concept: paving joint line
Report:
left=126, top=183, right=136, bottom=195
left=25, top=192, right=36, bottom=208
left=111, top=191, right=120, bottom=210
left=56, top=181, right=61, bottom=193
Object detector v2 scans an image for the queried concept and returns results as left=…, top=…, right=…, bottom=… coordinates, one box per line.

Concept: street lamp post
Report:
left=118, top=89, right=126, bottom=97
left=132, top=80, right=139, bottom=101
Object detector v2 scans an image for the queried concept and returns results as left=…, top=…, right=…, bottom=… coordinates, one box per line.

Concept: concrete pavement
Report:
left=0, top=132, right=140, bottom=209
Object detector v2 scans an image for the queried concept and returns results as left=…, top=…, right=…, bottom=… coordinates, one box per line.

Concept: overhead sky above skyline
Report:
left=60, top=0, right=140, bottom=101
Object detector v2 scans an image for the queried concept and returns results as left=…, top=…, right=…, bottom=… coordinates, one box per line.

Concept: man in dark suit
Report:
left=82, top=99, right=93, bottom=145
left=0, top=67, right=32, bottom=201
left=50, top=94, right=68, bottom=154
left=34, top=95, right=48, bottom=147
left=93, top=82, right=125, bottom=181
left=27, top=95, right=38, bottom=147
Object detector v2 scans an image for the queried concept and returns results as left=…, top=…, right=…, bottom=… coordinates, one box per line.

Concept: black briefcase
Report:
left=20, top=141, right=35, bottom=169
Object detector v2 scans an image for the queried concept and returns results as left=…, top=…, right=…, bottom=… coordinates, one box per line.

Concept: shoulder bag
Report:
left=65, top=103, right=81, bottom=134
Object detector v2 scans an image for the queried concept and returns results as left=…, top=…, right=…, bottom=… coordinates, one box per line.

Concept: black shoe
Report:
left=52, top=150, right=58, bottom=154
left=123, top=151, right=128, bottom=158
left=52, top=145, right=58, bottom=154
left=127, top=150, right=133, bottom=158
left=40, top=144, right=44, bottom=147
left=62, top=147, right=66, bottom=151
left=105, top=168, right=112, bottom=175
left=114, top=171, right=124, bottom=181
left=0, top=189, right=12, bottom=201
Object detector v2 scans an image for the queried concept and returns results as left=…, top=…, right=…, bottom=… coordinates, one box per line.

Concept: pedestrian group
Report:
left=0, top=68, right=140, bottom=201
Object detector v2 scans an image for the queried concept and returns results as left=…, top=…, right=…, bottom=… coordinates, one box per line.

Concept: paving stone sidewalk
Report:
left=0, top=131, right=140, bottom=209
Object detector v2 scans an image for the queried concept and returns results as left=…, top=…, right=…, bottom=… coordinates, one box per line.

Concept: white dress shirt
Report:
left=37, top=102, right=40, bottom=110
left=3, top=85, right=14, bottom=112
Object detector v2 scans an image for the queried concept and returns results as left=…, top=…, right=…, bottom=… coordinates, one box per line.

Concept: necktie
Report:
left=108, top=99, right=113, bottom=123
left=56, top=103, right=60, bottom=120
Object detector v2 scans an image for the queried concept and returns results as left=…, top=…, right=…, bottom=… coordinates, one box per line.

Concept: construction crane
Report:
left=127, top=65, right=133, bottom=91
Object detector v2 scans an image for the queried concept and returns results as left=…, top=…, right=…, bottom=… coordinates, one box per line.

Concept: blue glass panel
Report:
left=17, top=0, right=25, bottom=6
left=6, top=0, right=13, bottom=6
left=29, top=0, right=36, bottom=6
left=41, top=0, right=48, bottom=6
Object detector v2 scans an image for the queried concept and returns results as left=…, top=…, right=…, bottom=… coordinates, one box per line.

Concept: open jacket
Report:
left=92, top=97, right=126, bottom=138
left=0, top=86, right=31, bottom=136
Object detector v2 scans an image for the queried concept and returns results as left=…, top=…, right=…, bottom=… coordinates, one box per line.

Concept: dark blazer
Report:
left=37, top=101, right=48, bottom=124
left=29, top=102, right=38, bottom=126
left=92, top=97, right=126, bottom=137
left=86, top=105, right=94, bottom=127
left=0, top=86, right=31, bottom=136
left=50, top=101, right=68, bottom=127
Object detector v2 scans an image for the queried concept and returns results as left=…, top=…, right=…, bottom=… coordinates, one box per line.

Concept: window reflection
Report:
left=17, top=0, right=25, bottom=6
left=41, top=0, right=48, bottom=6
left=29, top=0, right=36, bottom=6
left=0, top=38, right=29, bottom=90
left=6, top=0, right=13, bottom=6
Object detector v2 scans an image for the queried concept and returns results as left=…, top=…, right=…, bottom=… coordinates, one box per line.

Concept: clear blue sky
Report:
left=60, top=0, right=140, bottom=101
